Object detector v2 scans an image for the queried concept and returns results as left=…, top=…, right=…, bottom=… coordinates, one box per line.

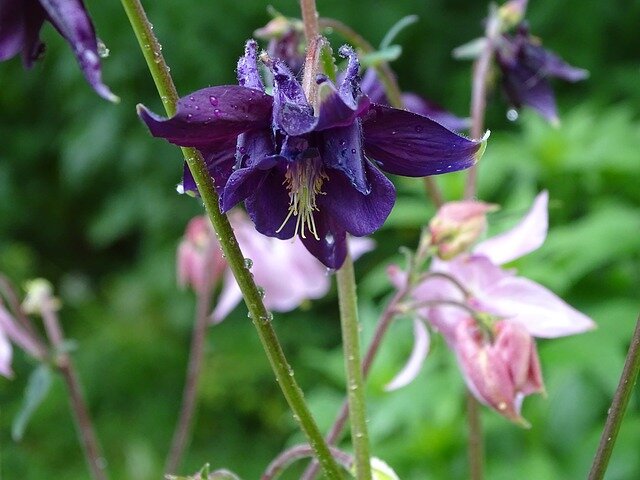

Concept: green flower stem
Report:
left=120, top=1, right=343, bottom=478
left=588, top=315, right=640, bottom=480
left=467, top=391, right=484, bottom=480
left=318, top=17, right=444, bottom=208
left=336, top=254, right=372, bottom=480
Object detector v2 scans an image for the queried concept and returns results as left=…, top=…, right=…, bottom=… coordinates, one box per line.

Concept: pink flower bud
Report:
left=454, top=318, right=544, bottom=425
left=177, top=217, right=226, bottom=295
left=429, top=201, right=497, bottom=260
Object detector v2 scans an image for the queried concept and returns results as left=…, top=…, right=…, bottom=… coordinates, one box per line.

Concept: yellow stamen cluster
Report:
left=276, top=160, right=328, bottom=240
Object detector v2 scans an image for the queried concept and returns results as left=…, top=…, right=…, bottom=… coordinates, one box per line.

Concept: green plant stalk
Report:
left=588, top=315, right=640, bottom=480
left=336, top=254, right=372, bottom=480
left=120, top=1, right=343, bottom=478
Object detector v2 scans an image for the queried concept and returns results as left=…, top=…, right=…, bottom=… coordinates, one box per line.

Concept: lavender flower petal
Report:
left=362, top=104, right=483, bottom=177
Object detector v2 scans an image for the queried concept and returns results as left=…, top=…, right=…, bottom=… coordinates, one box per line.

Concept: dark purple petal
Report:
left=223, top=167, right=269, bottom=212
left=0, top=0, right=45, bottom=66
left=528, top=44, right=589, bottom=82
left=38, top=0, right=116, bottom=101
left=315, top=77, right=370, bottom=131
left=237, top=39, right=264, bottom=91
left=321, top=122, right=369, bottom=194
left=362, top=104, right=483, bottom=177
left=401, top=93, right=470, bottom=132
left=245, top=167, right=296, bottom=239
left=270, top=59, right=316, bottom=136
left=299, top=213, right=347, bottom=269
left=235, top=129, right=275, bottom=168
left=181, top=140, right=236, bottom=195
left=500, top=63, right=559, bottom=122
left=321, top=161, right=396, bottom=236
left=137, top=85, right=273, bottom=148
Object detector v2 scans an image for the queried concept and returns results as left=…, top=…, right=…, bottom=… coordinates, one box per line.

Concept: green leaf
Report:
left=12, top=364, right=54, bottom=441
left=380, top=15, right=419, bottom=50
left=360, top=46, right=403, bottom=68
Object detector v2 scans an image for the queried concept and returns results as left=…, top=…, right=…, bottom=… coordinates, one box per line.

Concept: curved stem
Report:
left=464, top=8, right=501, bottom=200
left=301, top=288, right=408, bottom=480
left=318, top=17, right=444, bottom=208
left=262, top=444, right=352, bottom=480
left=336, top=253, right=372, bottom=480
left=41, top=307, right=108, bottom=480
left=120, top=1, right=343, bottom=478
left=165, top=290, right=213, bottom=474
left=588, top=315, right=640, bottom=480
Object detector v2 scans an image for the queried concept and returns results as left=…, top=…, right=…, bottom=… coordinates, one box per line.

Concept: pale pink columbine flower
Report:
left=386, top=191, right=596, bottom=422
left=0, top=327, right=12, bottom=378
left=455, top=318, right=544, bottom=425
left=429, top=200, right=497, bottom=260
left=0, top=301, right=47, bottom=378
left=211, top=210, right=375, bottom=322
left=177, top=217, right=227, bottom=295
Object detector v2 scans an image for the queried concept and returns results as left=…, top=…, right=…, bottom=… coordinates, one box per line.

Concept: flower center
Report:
left=276, top=159, right=328, bottom=240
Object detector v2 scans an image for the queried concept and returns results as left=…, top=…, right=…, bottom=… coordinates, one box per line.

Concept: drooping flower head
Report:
left=0, top=0, right=116, bottom=101
left=386, top=192, right=596, bottom=422
left=496, top=23, right=588, bottom=124
left=139, top=40, right=487, bottom=268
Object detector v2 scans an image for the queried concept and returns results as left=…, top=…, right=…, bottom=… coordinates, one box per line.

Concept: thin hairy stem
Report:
left=467, top=390, right=484, bottom=480
left=301, top=288, right=408, bottom=480
left=120, top=1, right=343, bottom=477
left=40, top=307, right=108, bottom=480
left=165, top=290, right=213, bottom=474
left=263, top=444, right=352, bottom=480
left=588, top=315, right=640, bottom=480
left=336, top=254, right=372, bottom=480
left=464, top=8, right=501, bottom=200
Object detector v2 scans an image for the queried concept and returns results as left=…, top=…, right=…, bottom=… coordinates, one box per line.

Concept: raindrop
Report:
left=189, top=95, right=195, bottom=102
left=325, top=233, right=335, bottom=245
left=391, top=130, right=397, bottom=135
left=244, top=258, right=253, bottom=269
left=97, top=39, right=110, bottom=58
left=187, top=114, right=193, bottom=120
left=257, top=286, right=266, bottom=298
left=415, top=125, right=424, bottom=133
left=506, top=109, right=519, bottom=121
left=351, top=148, right=357, bottom=154
left=214, top=109, right=222, bottom=117
left=209, top=96, right=218, bottom=106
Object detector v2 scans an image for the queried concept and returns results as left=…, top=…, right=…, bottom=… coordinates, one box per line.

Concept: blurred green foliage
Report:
left=1, top=0, right=639, bottom=479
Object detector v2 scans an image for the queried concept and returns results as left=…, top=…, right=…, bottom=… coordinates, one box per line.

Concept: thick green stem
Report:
left=588, top=315, right=640, bottom=480
left=120, top=1, right=343, bottom=478
left=336, top=254, right=372, bottom=480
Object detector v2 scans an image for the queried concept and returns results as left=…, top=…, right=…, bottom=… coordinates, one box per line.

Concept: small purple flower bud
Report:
left=454, top=317, right=544, bottom=425
left=177, top=217, right=226, bottom=295
left=429, top=201, right=497, bottom=260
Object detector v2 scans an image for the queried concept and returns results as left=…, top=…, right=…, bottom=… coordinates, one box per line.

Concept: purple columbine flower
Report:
left=0, top=0, right=116, bottom=101
left=496, top=23, right=588, bottom=124
left=138, top=40, right=486, bottom=268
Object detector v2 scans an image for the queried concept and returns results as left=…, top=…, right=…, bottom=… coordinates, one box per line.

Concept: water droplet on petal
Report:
left=209, top=96, right=218, bottom=106
left=415, top=125, right=424, bottom=133
left=506, top=109, right=519, bottom=121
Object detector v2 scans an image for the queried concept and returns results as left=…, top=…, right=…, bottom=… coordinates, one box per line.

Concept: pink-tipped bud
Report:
left=177, top=217, right=226, bottom=295
left=498, top=0, right=529, bottom=30
left=454, top=318, right=544, bottom=425
left=429, top=201, right=497, bottom=260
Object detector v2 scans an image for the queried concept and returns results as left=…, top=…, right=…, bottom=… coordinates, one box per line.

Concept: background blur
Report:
left=1, top=0, right=639, bottom=479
